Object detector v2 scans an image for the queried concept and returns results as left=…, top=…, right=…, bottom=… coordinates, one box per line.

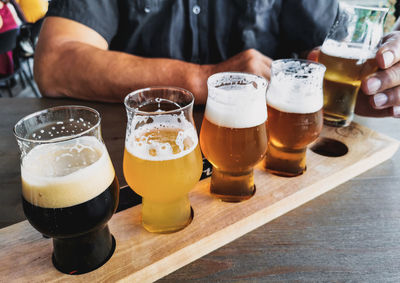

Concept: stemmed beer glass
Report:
left=123, top=87, right=203, bottom=233
left=14, top=106, right=119, bottom=274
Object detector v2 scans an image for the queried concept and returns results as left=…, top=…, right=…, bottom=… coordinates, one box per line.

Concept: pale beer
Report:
left=124, top=88, right=202, bottom=233
left=319, top=3, right=388, bottom=127
left=320, top=42, right=376, bottom=126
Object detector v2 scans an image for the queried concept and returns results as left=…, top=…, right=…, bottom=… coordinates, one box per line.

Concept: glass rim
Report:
left=124, top=86, right=195, bottom=115
left=207, top=71, right=268, bottom=89
left=271, top=58, right=326, bottom=74
left=339, top=2, right=389, bottom=12
left=13, top=105, right=101, bottom=144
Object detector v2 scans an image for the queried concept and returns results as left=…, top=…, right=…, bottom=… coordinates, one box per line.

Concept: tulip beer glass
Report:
left=14, top=106, right=119, bottom=274
left=264, top=60, right=325, bottom=177
left=200, top=72, right=268, bottom=202
left=124, top=87, right=202, bottom=233
left=320, top=3, right=388, bottom=127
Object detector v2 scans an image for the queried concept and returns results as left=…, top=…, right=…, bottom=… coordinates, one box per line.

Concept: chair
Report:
left=17, top=23, right=36, bottom=79
left=0, top=28, right=40, bottom=98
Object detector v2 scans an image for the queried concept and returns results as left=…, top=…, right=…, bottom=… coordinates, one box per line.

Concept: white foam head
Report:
left=21, top=136, right=115, bottom=208
left=267, top=60, right=325, bottom=114
left=205, top=72, right=268, bottom=128
left=126, top=113, right=198, bottom=161
left=322, top=39, right=376, bottom=61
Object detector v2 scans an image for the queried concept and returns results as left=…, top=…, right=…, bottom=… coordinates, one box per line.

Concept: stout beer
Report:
left=14, top=106, right=119, bottom=274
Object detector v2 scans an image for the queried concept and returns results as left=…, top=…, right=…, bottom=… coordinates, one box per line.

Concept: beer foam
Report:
left=267, top=60, right=324, bottom=114
left=321, top=39, right=376, bottom=60
left=205, top=81, right=267, bottom=129
left=21, top=136, right=115, bottom=208
left=125, top=114, right=199, bottom=161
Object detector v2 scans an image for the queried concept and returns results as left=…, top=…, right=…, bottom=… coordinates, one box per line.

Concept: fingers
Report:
left=361, top=62, right=400, bottom=95
left=376, top=32, right=400, bottom=69
left=355, top=90, right=394, bottom=117
left=358, top=32, right=400, bottom=118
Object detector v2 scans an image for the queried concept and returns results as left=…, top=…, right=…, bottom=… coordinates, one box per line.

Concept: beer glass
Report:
left=200, top=72, right=268, bottom=202
left=14, top=106, right=119, bottom=274
left=264, top=59, right=325, bottom=177
left=320, top=3, right=388, bottom=127
left=123, top=87, right=202, bottom=233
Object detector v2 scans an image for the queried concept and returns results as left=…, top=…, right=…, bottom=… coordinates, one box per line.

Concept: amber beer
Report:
left=265, top=105, right=323, bottom=176
left=264, top=59, right=325, bottom=176
left=320, top=42, right=377, bottom=127
left=124, top=88, right=202, bottom=233
left=200, top=73, right=268, bottom=202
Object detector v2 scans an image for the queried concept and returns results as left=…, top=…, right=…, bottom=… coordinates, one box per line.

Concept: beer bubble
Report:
left=126, top=114, right=198, bottom=161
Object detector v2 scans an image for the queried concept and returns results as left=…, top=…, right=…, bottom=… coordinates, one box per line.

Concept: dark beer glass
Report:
left=14, top=106, right=119, bottom=274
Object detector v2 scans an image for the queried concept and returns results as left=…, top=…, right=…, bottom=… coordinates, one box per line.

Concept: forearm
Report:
left=34, top=42, right=209, bottom=104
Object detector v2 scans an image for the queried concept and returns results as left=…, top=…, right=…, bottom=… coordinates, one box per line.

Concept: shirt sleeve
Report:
left=280, top=0, right=339, bottom=55
left=46, top=0, right=119, bottom=44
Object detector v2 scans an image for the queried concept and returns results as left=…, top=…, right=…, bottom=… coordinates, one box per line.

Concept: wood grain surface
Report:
left=0, top=98, right=399, bottom=282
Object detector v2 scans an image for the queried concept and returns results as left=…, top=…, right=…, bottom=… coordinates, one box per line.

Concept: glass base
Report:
left=210, top=168, right=255, bottom=202
left=52, top=225, right=115, bottom=275
left=142, top=196, right=192, bottom=233
left=264, top=144, right=306, bottom=177
left=323, top=113, right=353, bottom=127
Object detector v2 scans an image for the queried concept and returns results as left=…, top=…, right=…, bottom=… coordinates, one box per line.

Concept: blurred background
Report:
left=0, top=0, right=398, bottom=99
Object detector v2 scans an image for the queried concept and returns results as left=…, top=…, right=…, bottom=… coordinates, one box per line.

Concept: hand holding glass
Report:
left=320, top=3, right=388, bottom=127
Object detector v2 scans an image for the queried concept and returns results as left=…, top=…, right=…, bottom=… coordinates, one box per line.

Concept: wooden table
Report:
left=1, top=97, right=400, bottom=282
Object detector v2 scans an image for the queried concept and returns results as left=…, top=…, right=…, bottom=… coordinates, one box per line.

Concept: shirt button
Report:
left=192, top=5, right=201, bottom=15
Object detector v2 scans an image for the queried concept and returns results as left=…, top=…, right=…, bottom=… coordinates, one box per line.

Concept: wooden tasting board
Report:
left=0, top=123, right=399, bottom=282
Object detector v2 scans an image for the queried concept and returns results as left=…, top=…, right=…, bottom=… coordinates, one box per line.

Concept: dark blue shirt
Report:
left=47, top=0, right=338, bottom=63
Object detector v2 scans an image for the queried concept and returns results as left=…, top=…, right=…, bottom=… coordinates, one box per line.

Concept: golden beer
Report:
left=265, top=105, right=323, bottom=176
left=264, top=59, right=325, bottom=177
left=124, top=88, right=202, bottom=233
left=200, top=72, right=268, bottom=202
left=123, top=127, right=202, bottom=233
left=319, top=44, right=377, bottom=127
left=200, top=117, right=267, bottom=201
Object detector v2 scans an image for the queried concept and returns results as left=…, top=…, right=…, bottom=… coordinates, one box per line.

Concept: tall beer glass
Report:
left=200, top=72, right=268, bottom=202
left=124, top=87, right=202, bottom=233
left=14, top=106, right=119, bottom=274
left=264, top=60, right=325, bottom=177
left=320, top=3, right=388, bottom=127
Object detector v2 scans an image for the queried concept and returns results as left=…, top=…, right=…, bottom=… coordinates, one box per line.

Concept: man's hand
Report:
left=358, top=31, right=400, bottom=118
left=203, top=49, right=272, bottom=81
